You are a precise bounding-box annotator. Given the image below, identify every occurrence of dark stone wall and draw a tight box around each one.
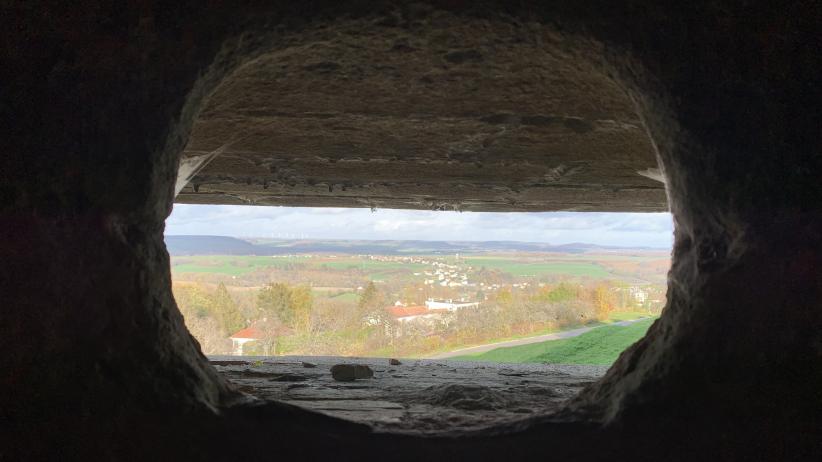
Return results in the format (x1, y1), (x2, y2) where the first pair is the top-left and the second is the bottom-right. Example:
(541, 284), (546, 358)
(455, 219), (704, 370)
(1, 1), (820, 459)
(568, 0), (822, 424)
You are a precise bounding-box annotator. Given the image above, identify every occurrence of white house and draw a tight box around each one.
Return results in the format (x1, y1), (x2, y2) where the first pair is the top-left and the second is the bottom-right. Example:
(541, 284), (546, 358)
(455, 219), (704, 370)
(425, 298), (480, 311)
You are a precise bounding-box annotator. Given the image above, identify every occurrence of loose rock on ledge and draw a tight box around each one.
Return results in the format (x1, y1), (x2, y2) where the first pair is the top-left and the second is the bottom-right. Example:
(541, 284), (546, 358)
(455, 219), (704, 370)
(331, 364), (374, 382)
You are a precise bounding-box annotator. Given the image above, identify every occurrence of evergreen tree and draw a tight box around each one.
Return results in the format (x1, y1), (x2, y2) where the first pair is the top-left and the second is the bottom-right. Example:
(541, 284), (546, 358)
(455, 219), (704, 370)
(290, 285), (313, 333)
(358, 282), (379, 313)
(257, 282), (294, 326)
(213, 283), (244, 335)
(357, 281), (389, 327)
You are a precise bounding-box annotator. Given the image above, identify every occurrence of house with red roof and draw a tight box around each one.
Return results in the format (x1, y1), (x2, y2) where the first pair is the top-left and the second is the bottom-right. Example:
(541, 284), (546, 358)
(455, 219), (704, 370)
(229, 326), (264, 355)
(385, 305), (448, 323)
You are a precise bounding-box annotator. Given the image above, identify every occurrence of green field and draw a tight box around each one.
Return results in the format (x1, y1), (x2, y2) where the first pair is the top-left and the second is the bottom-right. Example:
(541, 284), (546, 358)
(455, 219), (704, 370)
(320, 260), (428, 280)
(455, 317), (656, 365)
(171, 255), (304, 275)
(172, 253), (642, 282)
(464, 257), (612, 278)
(605, 311), (651, 322)
(171, 255), (428, 278)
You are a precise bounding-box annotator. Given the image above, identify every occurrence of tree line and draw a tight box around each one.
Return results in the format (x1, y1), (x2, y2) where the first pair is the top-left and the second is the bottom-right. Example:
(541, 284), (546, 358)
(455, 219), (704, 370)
(173, 279), (658, 357)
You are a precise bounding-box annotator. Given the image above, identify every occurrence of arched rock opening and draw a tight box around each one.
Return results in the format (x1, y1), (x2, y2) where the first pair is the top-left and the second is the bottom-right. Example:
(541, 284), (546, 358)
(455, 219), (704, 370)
(2, 1), (820, 460)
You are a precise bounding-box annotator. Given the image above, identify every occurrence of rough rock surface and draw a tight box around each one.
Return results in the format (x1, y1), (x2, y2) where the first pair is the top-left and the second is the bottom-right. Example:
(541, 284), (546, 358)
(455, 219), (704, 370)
(331, 363), (375, 382)
(212, 356), (606, 434)
(2, 1), (820, 460)
(177, 12), (666, 212)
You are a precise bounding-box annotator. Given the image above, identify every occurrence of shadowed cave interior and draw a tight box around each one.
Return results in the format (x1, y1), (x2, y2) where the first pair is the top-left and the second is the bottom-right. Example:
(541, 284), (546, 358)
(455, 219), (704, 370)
(2, 1), (820, 460)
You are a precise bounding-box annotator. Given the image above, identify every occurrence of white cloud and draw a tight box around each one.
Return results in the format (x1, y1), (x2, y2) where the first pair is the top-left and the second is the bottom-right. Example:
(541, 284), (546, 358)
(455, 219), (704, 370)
(165, 205), (674, 248)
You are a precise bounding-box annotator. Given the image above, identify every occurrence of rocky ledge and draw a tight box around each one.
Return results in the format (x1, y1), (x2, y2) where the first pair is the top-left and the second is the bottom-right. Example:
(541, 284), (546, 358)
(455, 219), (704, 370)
(210, 355), (607, 434)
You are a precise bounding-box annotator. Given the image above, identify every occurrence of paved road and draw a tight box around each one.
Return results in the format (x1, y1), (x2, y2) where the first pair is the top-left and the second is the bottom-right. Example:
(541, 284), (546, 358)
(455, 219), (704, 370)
(428, 317), (651, 359)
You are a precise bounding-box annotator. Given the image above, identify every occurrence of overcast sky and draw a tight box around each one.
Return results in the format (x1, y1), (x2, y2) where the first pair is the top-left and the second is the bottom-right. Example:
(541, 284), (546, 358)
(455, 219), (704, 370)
(166, 204), (673, 248)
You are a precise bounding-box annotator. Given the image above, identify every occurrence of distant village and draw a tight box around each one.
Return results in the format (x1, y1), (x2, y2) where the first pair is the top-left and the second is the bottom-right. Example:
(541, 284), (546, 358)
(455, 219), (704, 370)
(263, 252), (662, 326)
(174, 250), (668, 357)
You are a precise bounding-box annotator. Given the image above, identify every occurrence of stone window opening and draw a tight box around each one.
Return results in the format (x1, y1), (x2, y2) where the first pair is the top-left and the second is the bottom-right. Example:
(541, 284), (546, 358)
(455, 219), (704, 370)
(166, 202), (671, 433)
(4, 3), (819, 459)
(162, 12), (682, 436)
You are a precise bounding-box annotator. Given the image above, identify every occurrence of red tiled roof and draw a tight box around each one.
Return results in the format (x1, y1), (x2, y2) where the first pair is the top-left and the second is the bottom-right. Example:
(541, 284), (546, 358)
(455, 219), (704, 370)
(230, 326), (264, 340)
(386, 305), (429, 318)
(386, 305), (448, 318)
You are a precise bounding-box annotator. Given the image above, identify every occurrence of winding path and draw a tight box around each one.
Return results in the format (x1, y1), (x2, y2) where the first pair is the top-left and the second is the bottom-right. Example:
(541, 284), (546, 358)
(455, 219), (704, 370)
(428, 317), (651, 359)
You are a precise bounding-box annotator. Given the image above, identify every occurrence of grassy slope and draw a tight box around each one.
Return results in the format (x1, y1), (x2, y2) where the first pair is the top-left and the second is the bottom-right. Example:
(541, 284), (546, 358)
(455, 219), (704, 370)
(455, 317), (656, 365)
(606, 311), (650, 322)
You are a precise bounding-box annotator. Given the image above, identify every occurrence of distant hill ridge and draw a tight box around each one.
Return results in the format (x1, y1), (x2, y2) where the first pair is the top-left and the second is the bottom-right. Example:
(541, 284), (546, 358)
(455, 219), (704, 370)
(164, 235), (258, 255)
(164, 235), (664, 256)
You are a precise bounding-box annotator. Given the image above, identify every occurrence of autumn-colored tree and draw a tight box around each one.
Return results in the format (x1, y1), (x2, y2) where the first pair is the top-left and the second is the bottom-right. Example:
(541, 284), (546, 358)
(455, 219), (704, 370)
(244, 317), (289, 355)
(173, 283), (214, 319)
(494, 288), (514, 308)
(592, 284), (615, 320)
(185, 314), (232, 355)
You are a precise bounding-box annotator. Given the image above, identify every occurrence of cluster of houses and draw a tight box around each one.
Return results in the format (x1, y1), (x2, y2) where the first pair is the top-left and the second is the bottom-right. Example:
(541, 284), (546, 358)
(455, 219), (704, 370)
(364, 255), (425, 264)
(420, 261), (474, 287)
(481, 281), (531, 290)
(225, 251), (665, 353)
(361, 254), (478, 288)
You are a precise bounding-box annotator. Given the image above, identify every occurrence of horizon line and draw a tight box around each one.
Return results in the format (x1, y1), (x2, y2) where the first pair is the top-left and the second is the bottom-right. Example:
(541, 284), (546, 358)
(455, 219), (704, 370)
(164, 234), (672, 250)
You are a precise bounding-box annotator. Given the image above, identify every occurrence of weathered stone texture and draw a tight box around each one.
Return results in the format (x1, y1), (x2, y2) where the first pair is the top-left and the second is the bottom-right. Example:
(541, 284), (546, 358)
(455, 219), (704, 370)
(177, 13), (666, 211)
(1, 1), (820, 460)
(212, 356), (607, 433)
